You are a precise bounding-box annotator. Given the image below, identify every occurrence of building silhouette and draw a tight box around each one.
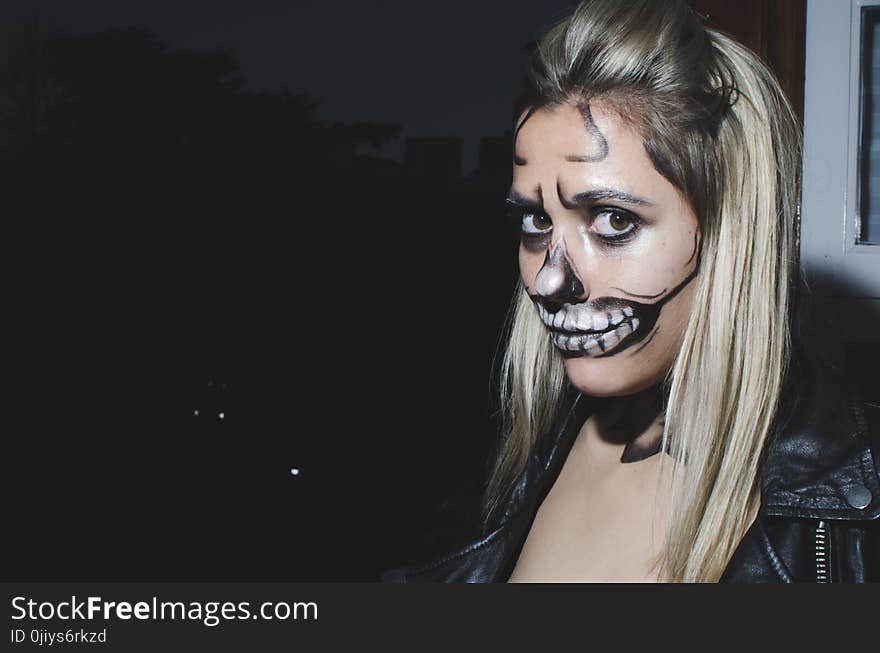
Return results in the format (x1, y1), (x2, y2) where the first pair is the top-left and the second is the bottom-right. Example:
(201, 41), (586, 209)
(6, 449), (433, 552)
(404, 136), (462, 181)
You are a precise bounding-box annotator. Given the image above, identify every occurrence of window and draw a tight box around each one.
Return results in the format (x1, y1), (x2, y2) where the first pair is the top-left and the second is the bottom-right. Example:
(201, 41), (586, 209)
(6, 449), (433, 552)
(800, 0), (880, 339)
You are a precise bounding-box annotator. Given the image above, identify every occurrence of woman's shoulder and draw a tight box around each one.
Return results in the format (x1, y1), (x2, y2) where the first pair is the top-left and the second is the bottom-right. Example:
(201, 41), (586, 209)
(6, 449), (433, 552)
(761, 344), (880, 518)
(725, 347), (880, 582)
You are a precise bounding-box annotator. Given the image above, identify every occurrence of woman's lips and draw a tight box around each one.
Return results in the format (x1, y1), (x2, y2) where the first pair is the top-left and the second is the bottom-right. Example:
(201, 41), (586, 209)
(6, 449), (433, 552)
(537, 303), (641, 356)
(550, 320), (640, 356)
(537, 303), (634, 332)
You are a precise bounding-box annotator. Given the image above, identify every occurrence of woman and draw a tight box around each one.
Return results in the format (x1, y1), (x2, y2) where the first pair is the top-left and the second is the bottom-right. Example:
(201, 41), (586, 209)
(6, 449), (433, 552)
(383, 0), (880, 582)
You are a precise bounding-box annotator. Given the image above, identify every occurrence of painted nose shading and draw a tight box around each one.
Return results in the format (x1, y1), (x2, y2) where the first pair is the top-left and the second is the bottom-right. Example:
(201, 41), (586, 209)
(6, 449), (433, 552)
(534, 241), (585, 304)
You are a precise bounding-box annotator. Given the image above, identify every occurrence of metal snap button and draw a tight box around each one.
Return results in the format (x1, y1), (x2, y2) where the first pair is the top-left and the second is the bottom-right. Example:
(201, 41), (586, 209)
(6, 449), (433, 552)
(844, 484), (872, 509)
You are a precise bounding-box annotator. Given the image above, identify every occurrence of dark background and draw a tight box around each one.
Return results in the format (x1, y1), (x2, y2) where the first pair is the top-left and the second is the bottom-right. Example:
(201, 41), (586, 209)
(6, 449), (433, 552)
(2, 0), (577, 581)
(6, 0), (856, 582)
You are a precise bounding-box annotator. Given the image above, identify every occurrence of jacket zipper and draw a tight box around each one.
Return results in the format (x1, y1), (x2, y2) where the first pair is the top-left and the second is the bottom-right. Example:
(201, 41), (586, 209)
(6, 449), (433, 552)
(815, 520), (829, 583)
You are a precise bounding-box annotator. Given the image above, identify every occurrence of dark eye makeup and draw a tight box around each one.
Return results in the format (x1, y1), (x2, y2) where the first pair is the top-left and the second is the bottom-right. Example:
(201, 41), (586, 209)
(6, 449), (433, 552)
(589, 206), (642, 243)
(504, 199), (644, 246)
(504, 201), (552, 245)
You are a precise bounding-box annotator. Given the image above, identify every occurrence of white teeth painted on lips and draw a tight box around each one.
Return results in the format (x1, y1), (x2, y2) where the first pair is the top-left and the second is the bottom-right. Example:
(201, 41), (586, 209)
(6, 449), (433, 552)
(554, 332), (591, 352)
(576, 312), (593, 331)
(550, 315), (642, 357)
(602, 329), (620, 350)
(541, 303), (643, 358)
(585, 339), (603, 356)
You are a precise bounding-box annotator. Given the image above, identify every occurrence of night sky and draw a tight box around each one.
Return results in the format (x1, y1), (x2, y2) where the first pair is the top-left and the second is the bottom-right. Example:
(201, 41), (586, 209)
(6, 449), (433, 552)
(1, 0), (578, 172)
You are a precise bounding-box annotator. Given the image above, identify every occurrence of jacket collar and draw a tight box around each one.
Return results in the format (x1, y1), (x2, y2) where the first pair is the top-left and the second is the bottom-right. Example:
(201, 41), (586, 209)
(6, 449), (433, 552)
(759, 357), (880, 521)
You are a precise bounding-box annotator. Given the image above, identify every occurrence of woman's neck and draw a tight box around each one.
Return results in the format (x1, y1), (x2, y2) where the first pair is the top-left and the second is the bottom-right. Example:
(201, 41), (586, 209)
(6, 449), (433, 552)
(590, 385), (666, 463)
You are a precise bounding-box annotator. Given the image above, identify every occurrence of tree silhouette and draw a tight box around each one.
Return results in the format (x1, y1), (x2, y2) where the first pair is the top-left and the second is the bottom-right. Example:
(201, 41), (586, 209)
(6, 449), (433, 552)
(5, 19), (505, 583)
(0, 13), (67, 156)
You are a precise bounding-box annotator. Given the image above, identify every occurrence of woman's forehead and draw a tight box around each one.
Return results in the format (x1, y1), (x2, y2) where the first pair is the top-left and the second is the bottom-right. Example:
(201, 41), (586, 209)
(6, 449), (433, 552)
(514, 101), (642, 166)
(511, 101), (696, 222)
(515, 104), (591, 158)
(513, 103), (660, 193)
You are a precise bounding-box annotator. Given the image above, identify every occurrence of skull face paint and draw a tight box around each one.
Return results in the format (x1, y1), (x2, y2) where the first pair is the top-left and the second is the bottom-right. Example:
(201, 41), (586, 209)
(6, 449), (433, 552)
(511, 100), (700, 398)
(535, 266), (697, 358)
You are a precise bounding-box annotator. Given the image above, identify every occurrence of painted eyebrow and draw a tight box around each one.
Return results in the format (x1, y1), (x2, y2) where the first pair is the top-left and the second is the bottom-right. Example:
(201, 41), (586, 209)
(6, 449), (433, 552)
(559, 188), (653, 210)
(505, 190), (543, 209)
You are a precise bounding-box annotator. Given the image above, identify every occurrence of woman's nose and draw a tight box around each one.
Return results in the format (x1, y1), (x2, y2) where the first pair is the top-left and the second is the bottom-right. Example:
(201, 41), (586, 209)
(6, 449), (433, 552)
(534, 240), (586, 310)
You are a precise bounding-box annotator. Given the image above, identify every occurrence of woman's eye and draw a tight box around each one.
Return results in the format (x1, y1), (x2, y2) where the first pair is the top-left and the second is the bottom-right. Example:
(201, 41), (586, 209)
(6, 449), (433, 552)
(592, 209), (637, 238)
(522, 212), (552, 234)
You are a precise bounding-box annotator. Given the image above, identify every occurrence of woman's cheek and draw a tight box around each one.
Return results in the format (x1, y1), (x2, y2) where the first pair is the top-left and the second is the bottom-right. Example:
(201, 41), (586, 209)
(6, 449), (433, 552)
(519, 248), (541, 291)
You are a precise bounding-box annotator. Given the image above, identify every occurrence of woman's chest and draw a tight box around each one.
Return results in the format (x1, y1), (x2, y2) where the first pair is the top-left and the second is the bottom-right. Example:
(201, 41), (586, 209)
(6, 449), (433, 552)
(507, 447), (672, 582)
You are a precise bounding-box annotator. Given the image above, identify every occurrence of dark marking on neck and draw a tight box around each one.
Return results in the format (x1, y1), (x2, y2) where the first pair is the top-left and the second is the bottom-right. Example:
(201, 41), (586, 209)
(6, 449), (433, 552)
(620, 430), (664, 463)
(592, 387), (666, 463)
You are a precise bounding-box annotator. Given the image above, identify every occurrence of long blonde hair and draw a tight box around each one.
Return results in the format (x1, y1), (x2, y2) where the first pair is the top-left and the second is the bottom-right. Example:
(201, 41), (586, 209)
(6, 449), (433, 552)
(485, 0), (802, 582)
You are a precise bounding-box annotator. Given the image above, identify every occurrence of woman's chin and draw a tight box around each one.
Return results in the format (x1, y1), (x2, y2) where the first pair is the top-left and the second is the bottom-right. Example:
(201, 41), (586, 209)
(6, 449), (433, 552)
(562, 355), (666, 398)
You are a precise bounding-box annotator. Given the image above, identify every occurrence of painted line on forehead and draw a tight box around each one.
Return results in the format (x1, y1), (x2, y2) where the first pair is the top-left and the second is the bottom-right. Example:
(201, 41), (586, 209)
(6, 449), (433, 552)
(564, 103), (609, 163)
(513, 103), (610, 166)
(513, 105), (539, 166)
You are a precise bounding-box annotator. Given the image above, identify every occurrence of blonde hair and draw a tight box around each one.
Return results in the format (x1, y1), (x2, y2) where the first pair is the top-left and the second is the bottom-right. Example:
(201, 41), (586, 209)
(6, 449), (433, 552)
(485, 0), (801, 582)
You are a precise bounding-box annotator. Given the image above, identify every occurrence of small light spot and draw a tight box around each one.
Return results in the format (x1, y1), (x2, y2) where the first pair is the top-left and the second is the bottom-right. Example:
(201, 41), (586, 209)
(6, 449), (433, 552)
(290, 468), (300, 476)
(193, 409), (199, 416)
(218, 412), (225, 419)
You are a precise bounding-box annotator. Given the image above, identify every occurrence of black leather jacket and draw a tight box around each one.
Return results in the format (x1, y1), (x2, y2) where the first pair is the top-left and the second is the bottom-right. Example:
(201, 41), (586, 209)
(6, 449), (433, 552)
(382, 355), (880, 583)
